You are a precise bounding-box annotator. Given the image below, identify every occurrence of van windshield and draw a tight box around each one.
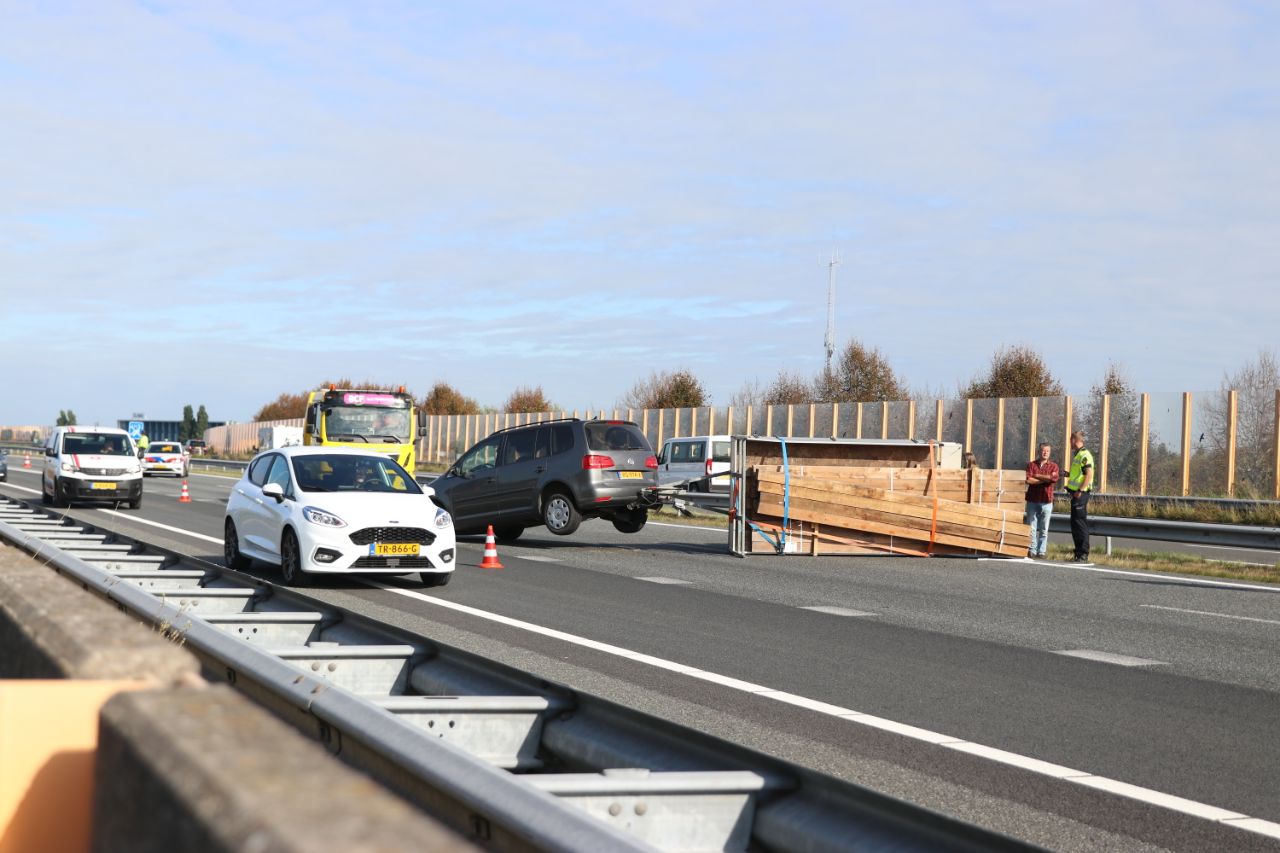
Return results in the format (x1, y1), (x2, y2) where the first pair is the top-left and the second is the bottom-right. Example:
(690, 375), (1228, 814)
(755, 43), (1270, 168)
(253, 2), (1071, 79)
(64, 434), (133, 456)
(586, 423), (649, 452)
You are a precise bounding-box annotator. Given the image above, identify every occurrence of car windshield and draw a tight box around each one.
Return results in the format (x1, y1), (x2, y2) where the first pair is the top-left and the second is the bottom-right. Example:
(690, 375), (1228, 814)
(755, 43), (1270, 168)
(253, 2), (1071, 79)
(152, 444), (182, 453)
(64, 434), (132, 456)
(585, 422), (650, 452)
(322, 405), (411, 442)
(291, 454), (422, 494)
(187, 440), (205, 447)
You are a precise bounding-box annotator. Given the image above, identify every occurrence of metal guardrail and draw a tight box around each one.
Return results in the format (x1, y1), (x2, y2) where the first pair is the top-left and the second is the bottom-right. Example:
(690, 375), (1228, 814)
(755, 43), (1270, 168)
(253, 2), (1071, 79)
(0, 497), (1032, 852)
(1049, 514), (1280, 552)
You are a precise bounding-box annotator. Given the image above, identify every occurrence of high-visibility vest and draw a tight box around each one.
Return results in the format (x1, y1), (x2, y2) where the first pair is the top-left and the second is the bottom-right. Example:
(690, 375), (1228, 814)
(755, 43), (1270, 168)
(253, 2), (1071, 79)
(1067, 448), (1094, 492)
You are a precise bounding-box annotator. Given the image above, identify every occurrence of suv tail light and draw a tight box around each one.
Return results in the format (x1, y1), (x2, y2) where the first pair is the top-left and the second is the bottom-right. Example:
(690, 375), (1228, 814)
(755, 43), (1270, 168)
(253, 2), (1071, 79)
(646, 455), (659, 470)
(583, 454), (615, 470)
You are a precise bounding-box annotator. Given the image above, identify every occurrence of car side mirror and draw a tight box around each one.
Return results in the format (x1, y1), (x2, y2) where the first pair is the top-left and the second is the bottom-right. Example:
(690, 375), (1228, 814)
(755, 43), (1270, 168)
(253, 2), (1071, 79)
(418, 425), (428, 438)
(262, 482), (285, 502)
(45, 448), (56, 457)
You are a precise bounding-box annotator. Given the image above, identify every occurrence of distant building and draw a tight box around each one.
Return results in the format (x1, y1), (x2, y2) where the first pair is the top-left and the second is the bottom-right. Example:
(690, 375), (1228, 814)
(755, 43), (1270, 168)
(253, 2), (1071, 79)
(116, 419), (226, 443)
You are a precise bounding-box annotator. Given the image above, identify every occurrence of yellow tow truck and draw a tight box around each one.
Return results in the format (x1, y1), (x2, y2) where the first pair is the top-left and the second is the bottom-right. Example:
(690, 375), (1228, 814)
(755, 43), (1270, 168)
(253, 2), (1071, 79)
(303, 386), (425, 472)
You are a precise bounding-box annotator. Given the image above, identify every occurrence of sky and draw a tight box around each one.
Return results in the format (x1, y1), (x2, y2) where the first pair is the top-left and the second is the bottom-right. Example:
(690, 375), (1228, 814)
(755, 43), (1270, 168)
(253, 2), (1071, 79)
(2, 0), (1278, 426)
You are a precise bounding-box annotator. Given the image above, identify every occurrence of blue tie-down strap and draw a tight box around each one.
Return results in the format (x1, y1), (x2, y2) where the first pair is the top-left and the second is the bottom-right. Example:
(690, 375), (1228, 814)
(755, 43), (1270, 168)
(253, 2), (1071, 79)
(748, 437), (790, 553)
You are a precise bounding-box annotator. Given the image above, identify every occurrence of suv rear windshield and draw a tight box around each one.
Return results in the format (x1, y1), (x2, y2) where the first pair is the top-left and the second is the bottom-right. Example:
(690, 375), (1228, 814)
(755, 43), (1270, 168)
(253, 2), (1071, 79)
(712, 441), (731, 462)
(187, 440), (206, 448)
(585, 423), (650, 452)
(152, 444), (182, 453)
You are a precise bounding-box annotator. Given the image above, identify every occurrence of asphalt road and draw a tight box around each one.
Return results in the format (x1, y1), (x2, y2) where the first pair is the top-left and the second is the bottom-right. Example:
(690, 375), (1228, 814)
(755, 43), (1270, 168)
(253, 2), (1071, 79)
(3, 465), (1279, 853)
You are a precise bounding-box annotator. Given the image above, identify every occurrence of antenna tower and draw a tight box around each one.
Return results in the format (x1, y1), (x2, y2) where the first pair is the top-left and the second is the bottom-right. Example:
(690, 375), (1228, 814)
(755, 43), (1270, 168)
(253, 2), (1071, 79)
(824, 250), (841, 373)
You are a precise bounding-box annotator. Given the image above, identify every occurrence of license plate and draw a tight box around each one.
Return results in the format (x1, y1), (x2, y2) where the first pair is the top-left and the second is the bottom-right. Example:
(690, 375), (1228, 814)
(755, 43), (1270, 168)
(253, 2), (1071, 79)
(90, 482), (117, 490)
(618, 471), (643, 479)
(371, 542), (419, 556)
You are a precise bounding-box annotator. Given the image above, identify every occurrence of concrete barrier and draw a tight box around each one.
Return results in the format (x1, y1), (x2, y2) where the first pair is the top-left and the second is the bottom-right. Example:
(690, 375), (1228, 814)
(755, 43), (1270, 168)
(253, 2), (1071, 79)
(93, 687), (476, 852)
(0, 544), (476, 852)
(0, 543), (197, 682)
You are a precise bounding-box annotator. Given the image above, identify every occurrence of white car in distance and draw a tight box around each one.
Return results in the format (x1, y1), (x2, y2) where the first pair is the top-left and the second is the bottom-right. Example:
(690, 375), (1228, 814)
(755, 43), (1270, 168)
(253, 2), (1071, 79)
(142, 441), (189, 477)
(223, 446), (455, 587)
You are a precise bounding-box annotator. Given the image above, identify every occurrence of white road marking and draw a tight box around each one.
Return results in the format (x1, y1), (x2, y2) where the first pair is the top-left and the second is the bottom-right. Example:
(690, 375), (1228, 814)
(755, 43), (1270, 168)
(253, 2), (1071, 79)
(363, 578), (1280, 841)
(801, 606), (878, 617)
(1053, 650), (1167, 667)
(985, 556), (1280, 593)
(1140, 605), (1280, 626)
(516, 555), (562, 563)
(647, 521), (725, 533)
(636, 576), (692, 585)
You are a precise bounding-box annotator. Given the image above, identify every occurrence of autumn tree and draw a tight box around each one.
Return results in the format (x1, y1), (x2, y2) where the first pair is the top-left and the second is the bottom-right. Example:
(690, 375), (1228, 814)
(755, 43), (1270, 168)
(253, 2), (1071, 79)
(254, 378), (407, 422)
(503, 385), (554, 414)
(1203, 349), (1279, 497)
(728, 378), (765, 410)
(1081, 363), (1141, 492)
(56, 410), (77, 426)
(763, 370), (813, 405)
(196, 405), (209, 438)
(814, 341), (907, 403)
(620, 369), (708, 410)
(421, 381), (481, 415)
(961, 345), (1062, 399)
(180, 404), (196, 441)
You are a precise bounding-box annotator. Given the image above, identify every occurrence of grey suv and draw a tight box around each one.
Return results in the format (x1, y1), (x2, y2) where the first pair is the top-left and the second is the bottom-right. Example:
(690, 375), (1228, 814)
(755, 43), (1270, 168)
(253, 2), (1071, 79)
(431, 419), (658, 541)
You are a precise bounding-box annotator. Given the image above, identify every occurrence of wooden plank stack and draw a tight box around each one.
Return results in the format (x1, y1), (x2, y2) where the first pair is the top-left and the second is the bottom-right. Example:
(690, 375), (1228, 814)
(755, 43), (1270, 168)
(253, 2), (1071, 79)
(744, 449), (1031, 558)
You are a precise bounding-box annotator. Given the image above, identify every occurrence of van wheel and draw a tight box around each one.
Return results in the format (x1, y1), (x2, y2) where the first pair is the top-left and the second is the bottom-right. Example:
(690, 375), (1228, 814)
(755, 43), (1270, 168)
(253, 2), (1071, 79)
(611, 508), (648, 534)
(51, 478), (70, 508)
(493, 525), (524, 543)
(542, 490), (581, 536)
(128, 493), (142, 510)
(280, 529), (308, 587)
(41, 481), (52, 506)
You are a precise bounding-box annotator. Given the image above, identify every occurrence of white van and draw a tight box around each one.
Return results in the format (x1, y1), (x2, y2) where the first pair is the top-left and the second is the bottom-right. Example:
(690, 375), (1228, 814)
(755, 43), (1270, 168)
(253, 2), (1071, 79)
(43, 426), (143, 509)
(657, 435), (731, 492)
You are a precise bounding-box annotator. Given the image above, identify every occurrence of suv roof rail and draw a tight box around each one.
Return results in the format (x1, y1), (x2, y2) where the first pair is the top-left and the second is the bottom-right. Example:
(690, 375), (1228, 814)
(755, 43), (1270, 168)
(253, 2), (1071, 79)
(488, 416), (581, 436)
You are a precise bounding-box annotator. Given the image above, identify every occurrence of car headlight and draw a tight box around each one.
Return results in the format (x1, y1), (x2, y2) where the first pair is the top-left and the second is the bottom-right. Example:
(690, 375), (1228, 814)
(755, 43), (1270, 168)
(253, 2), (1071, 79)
(434, 507), (452, 529)
(127, 461), (141, 473)
(61, 461), (75, 473)
(303, 506), (347, 528)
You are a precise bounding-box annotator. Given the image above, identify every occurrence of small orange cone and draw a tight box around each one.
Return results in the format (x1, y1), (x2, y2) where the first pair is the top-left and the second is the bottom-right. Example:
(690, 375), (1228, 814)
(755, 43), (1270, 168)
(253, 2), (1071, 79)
(178, 480), (192, 503)
(478, 525), (504, 569)
(23, 452), (31, 469)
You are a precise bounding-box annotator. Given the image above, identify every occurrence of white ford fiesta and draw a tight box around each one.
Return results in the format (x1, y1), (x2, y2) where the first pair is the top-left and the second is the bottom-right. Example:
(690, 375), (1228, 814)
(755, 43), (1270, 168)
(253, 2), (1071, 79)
(223, 446), (455, 587)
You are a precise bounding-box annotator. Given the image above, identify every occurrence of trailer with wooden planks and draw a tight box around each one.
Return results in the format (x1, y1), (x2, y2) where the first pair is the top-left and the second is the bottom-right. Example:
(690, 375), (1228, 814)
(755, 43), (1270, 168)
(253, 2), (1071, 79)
(728, 436), (1032, 558)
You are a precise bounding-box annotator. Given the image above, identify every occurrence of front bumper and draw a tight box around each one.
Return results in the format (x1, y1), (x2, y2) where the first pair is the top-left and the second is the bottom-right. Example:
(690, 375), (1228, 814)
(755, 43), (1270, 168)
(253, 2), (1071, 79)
(64, 476), (142, 500)
(299, 524), (458, 575)
(143, 462), (185, 475)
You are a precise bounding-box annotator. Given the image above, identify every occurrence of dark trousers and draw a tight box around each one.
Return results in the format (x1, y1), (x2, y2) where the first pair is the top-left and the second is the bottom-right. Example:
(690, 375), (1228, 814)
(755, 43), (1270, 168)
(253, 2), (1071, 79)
(1069, 490), (1090, 558)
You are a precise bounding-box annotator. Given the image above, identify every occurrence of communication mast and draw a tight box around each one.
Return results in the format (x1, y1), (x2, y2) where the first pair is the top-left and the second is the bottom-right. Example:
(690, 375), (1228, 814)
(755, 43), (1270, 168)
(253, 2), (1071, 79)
(824, 250), (841, 373)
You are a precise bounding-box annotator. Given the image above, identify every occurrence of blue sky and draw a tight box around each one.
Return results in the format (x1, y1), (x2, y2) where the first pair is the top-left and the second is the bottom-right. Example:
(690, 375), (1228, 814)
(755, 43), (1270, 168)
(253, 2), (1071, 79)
(2, 1), (1278, 426)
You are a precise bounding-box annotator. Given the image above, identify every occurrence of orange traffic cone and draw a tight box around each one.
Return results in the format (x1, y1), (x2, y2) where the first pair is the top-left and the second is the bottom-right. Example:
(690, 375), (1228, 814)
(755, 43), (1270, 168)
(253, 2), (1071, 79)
(478, 525), (504, 569)
(22, 452), (31, 469)
(178, 480), (192, 503)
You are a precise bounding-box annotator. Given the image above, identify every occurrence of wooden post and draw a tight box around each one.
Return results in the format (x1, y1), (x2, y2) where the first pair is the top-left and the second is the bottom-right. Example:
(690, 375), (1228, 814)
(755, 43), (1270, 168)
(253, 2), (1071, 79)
(787, 405), (795, 437)
(1226, 389), (1238, 497)
(1028, 398), (1039, 463)
(1139, 393), (1150, 495)
(907, 400), (916, 439)
(856, 403), (863, 438)
(995, 398), (1005, 470)
(1181, 392), (1193, 497)
(808, 403), (816, 438)
(935, 399), (944, 443)
(642, 409), (650, 444)
(1063, 396), (1073, 474)
(880, 403), (889, 439)
(627, 408), (634, 422)
(1099, 395), (1111, 494)
(657, 409), (665, 449)
(1274, 390), (1280, 500)
(745, 405), (753, 435)
(965, 399), (974, 456)
(766, 405), (774, 435)
(726, 406), (734, 435)
(689, 407), (697, 435)
(709, 407), (716, 434)
(831, 403), (839, 437)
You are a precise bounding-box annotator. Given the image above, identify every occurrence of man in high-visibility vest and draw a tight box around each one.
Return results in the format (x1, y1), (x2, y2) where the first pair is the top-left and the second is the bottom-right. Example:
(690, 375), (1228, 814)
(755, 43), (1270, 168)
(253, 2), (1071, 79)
(1065, 430), (1094, 562)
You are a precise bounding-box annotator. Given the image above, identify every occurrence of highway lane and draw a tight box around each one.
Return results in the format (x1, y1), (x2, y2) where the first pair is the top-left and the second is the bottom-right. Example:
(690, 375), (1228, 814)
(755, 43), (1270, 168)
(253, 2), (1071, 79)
(3, 466), (1278, 852)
